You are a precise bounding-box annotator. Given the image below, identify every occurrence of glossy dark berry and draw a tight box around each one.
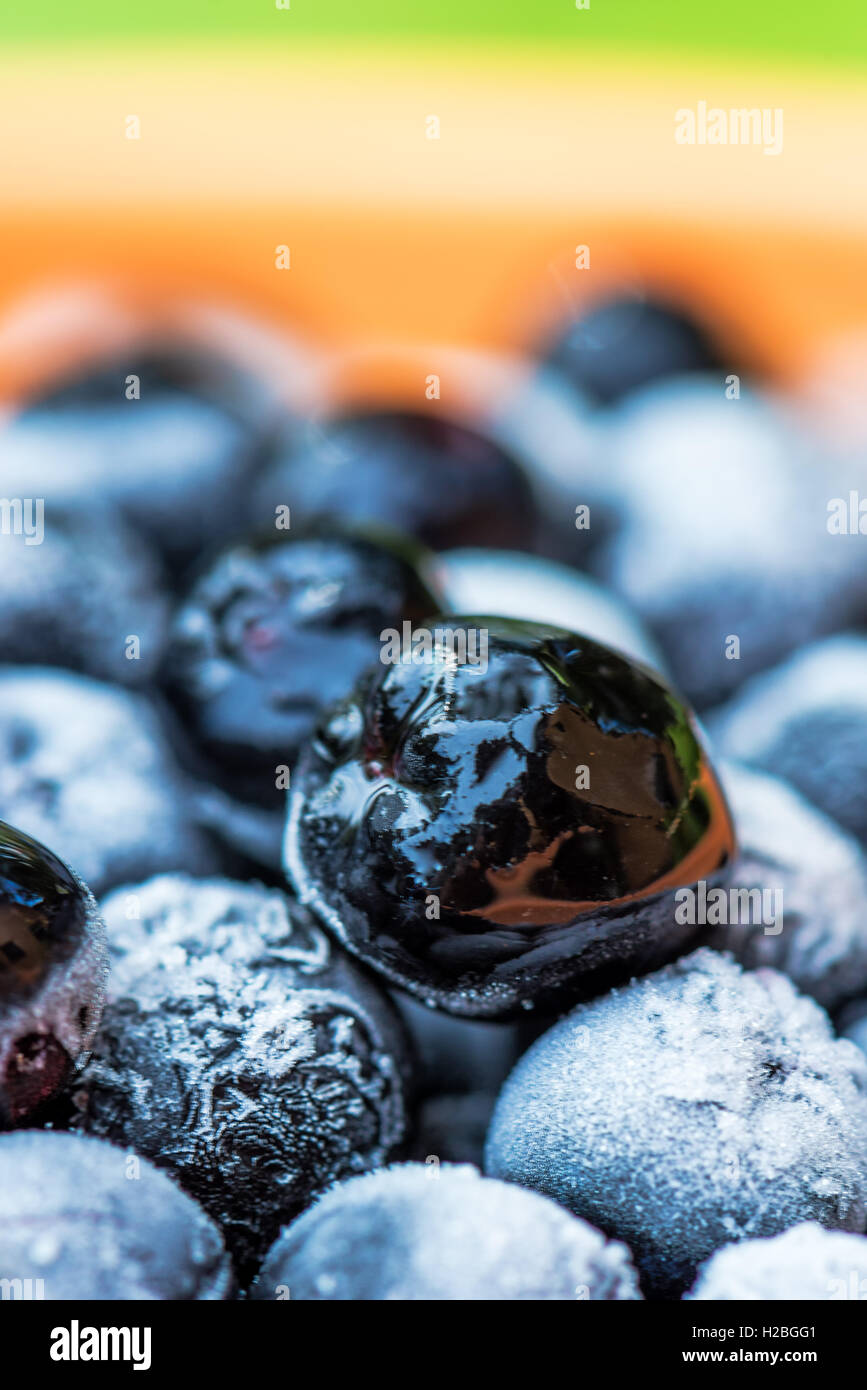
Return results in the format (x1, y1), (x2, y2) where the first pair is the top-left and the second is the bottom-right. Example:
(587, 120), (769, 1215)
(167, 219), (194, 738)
(253, 410), (538, 552)
(285, 618), (735, 1018)
(163, 529), (442, 815)
(69, 875), (412, 1280)
(0, 1130), (231, 1299)
(545, 293), (723, 407)
(0, 347), (276, 572)
(0, 820), (107, 1125)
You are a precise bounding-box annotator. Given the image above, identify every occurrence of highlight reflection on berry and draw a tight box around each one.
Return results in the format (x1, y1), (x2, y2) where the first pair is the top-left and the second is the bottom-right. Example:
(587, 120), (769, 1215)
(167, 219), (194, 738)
(0, 820), (107, 1124)
(285, 618), (736, 1018)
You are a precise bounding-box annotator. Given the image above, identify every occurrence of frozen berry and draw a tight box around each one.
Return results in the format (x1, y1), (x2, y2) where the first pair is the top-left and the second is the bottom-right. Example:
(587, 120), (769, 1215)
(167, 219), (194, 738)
(435, 548), (667, 672)
(68, 875), (411, 1279)
(285, 618), (735, 1018)
(0, 499), (168, 686)
(252, 1163), (641, 1300)
(707, 762), (867, 1011)
(710, 636), (867, 848)
(0, 821), (107, 1125)
(0, 1130), (231, 1299)
(486, 950), (867, 1297)
(597, 382), (866, 708)
(688, 1222), (867, 1301)
(163, 529), (441, 824)
(486, 369), (617, 568)
(0, 347), (276, 572)
(0, 669), (219, 895)
(545, 293), (723, 407)
(253, 410), (537, 552)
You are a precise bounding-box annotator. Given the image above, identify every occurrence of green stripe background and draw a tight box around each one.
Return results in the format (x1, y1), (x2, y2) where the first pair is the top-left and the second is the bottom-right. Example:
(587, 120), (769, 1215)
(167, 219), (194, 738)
(1, 1), (864, 64)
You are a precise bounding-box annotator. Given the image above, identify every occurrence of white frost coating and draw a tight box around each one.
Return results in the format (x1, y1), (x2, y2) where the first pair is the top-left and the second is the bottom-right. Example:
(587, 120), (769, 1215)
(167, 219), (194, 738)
(435, 548), (666, 673)
(707, 762), (867, 1009)
(688, 1222), (867, 1301)
(254, 1162), (642, 1301)
(74, 876), (409, 1277)
(486, 950), (867, 1296)
(708, 637), (867, 844)
(0, 385), (269, 564)
(594, 381), (862, 705)
(0, 1130), (231, 1300)
(0, 668), (218, 893)
(711, 636), (867, 748)
(486, 365), (604, 505)
(0, 501), (167, 684)
(606, 382), (823, 589)
(101, 874), (332, 990)
(0, 398), (247, 497)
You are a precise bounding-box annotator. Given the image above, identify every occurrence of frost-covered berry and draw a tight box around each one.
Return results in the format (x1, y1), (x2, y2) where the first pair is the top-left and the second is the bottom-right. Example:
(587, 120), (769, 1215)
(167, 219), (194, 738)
(688, 1222), (867, 1301)
(0, 347), (276, 570)
(596, 383), (863, 708)
(0, 500), (168, 686)
(485, 368), (615, 569)
(435, 548), (666, 672)
(286, 619), (734, 1018)
(68, 875), (411, 1278)
(485, 949), (867, 1297)
(706, 762), (867, 1011)
(252, 1163), (641, 1300)
(0, 1130), (231, 1299)
(253, 410), (537, 553)
(0, 821), (107, 1125)
(0, 669), (219, 895)
(709, 636), (867, 848)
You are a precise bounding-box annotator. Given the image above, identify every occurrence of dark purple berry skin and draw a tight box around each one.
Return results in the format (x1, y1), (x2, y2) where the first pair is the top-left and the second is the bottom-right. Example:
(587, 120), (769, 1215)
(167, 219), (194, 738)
(163, 529), (442, 809)
(0, 821), (107, 1125)
(285, 618), (735, 1018)
(254, 411), (538, 553)
(545, 294), (723, 407)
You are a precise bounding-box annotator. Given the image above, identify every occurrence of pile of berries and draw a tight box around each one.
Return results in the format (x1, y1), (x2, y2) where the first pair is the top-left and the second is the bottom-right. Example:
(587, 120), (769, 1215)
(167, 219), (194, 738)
(2, 289), (867, 1300)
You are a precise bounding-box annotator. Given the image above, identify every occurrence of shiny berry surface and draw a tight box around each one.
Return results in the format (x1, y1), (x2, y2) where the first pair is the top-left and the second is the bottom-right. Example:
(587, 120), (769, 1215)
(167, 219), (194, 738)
(0, 822), (87, 1002)
(164, 529), (441, 805)
(0, 820), (106, 1125)
(255, 410), (537, 552)
(286, 619), (735, 1017)
(546, 294), (723, 407)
